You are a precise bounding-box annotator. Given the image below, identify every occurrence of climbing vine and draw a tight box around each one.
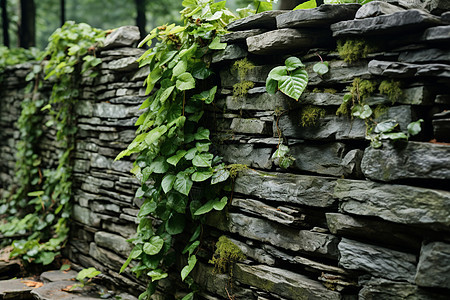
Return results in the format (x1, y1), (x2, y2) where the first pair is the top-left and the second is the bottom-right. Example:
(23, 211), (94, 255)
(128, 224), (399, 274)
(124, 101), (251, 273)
(0, 21), (105, 265)
(115, 1), (237, 298)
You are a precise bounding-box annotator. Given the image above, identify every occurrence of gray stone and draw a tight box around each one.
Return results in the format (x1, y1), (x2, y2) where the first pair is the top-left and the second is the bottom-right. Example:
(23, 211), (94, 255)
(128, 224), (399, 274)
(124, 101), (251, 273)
(103, 57), (139, 72)
(100, 47), (145, 57)
(227, 237), (276, 266)
(31, 280), (100, 300)
(355, 1), (405, 19)
(231, 198), (297, 225)
(331, 9), (441, 37)
(339, 238), (417, 282)
(361, 141), (450, 180)
(101, 222), (136, 239)
(234, 169), (337, 208)
(368, 59), (450, 78)
(224, 92), (298, 111)
(398, 48), (450, 63)
(301, 92), (345, 106)
(89, 242), (126, 271)
(443, 11), (450, 23)
(230, 118), (271, 134)
(277, 112), (366, 140)
(0, 278), (36, 299)
(227, 10), (286, 31)
(341, 149), (364, 178)
(359, 277), (449, 300)
(307, 60), (370, 86)
(234, 264), (341, 300)
(94, 231), (132, 257)
(415, 241), (450, 289)
(73, 205), (101, 227)
(421, 25), (450, 42)
(290, 142), (346, 176)
(277, 4), (360, 28)
(433, 118), (450, 142)
(220, 64), (272, 87)
(216, 144), (272, 169)
(211, 44), (247, 64)
(435, 94), (450, 104)
(335, 179), (450, 228)
(326, 213), (421, 249)
(220, 29), (267, 43)
(40, 270), (77, 282)
(246, 28), (333, 55)
(103, 26), (141, 49)
(222, 213), (339, 258)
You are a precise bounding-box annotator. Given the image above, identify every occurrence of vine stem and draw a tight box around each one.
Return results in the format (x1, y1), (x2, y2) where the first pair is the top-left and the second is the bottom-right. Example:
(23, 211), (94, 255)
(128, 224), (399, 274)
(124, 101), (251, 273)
(315, 52), (324, 63)
(275, 110), (288, 147)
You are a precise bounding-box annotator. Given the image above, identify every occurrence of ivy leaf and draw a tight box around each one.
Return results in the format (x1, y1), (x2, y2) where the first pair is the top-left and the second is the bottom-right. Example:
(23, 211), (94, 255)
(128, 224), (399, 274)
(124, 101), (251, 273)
(167, 192), (188, 214)
(381, 132), (408, 140)
(194, 128), (210, 140)
(143, 236), (164, 255)
(266, 77), (278, 94)
(267, 66), (287, 81)
(161, 174), (176, 193)
(147, 269), (168, 282)
(193, 153), (214, 167)
(182, 292), (195, 300)
(195, 142), (211, 152)
(167, 150), (187, 166)
(174, 172), (193, 196)
(159, 86), (175, 104)
(182, 241), (200, 256)
(150, 157), (169, 174)
(184, 148), (198, 160)
(192, 62), (212, 80)
(294, 0), (317, 10)
(313, 61), (329, 75)
(211, 166), (230, 185)
(278, 68), (308, 101)
(194, 197), (228, 215)
(181, 255), (197, 281)
(165, 213), (185, 235)
(138, 199), (157, 217)
(176, 72), (195, 91)
(285, 57), (305, 71)
(407, 119), (423, 136)
(120, 245), (143, 273)
(352, 104), (372, 119)
(208, 36), (227, 50)
(191, 169), (213, 182)
(374, 120), (398, 134)
(172, 59), (188, 78)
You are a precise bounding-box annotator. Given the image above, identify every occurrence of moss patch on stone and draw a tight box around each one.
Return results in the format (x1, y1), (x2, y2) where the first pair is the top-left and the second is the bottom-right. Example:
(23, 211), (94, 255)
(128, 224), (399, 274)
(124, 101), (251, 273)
(337, 39), (376, 63)
(209, 236), (246, 275)
(232, 57), (255, 80)
(300, 105), (326, 127)
(379, 80), (403, 103)
(233, 80), (255, 98)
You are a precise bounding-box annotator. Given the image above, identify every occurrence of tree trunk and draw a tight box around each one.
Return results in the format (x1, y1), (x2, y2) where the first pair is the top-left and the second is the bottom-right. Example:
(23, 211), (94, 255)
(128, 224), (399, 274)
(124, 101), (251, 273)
(18, 0), (36, 48)
(60, 0), (65, 27)
(1, 0), (9, 47)
(134, 0), (146, 39)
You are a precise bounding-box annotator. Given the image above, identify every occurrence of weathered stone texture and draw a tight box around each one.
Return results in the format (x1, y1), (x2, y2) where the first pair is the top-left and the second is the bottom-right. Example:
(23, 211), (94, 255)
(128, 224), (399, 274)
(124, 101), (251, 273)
(361, 141), (450, 181)
(339, 238), (417, 282)
(415, 241), (450, 289)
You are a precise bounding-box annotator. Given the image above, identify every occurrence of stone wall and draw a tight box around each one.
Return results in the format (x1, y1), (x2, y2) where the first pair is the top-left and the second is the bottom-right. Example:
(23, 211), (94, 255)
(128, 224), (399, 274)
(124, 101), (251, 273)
(1, 1), (450, 299)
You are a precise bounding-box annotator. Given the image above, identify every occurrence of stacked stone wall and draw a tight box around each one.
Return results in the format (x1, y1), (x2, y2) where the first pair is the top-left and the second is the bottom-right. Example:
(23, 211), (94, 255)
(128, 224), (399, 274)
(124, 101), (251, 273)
(1, 2), (450, 299)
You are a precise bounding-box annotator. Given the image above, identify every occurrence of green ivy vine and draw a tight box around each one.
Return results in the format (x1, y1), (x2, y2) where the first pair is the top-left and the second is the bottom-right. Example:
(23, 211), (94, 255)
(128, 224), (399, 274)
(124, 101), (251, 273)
(0, 21), (105, 265)
(115, 1), (237, 299)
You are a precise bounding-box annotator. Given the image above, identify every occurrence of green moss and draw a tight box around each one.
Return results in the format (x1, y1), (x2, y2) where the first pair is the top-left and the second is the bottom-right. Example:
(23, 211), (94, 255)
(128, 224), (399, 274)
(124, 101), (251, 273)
(232, 80), (255, 98)
(336, 100), (350, 116)
(209, 236), (246, 275)
(227, 164), (248, 178)
(351, 78), (377, 101)
(300, 105), (326, 127)
(373, 104), (388, 119)
(231, 57), (255, 81)
(323, 88), (337, 94)
(337, 39), (376, 63)
(379, 80), (403, 103)
(312, 88), (321, 93)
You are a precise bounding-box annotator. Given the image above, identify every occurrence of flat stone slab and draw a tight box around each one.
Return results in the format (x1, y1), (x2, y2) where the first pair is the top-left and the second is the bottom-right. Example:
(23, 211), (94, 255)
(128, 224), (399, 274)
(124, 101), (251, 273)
(421, 25), (450, 43)
(334, 179), (450, 228)
(0, 278), (40, 299)
(102, 26), (140, 49)
(216, 144), (272, 169)
(277, 4), (360, 28)
(234, 264), (341, 300)
(41, 270), (77, 283)
(369, 60), (450, 78)
(211, 44), (247, 64)
(246, 28), (333, 55)
(227, 10), (286, 31)
(339, 238), (417, 282)
(415, 241), (450, 289)
(30, 280), (100, 300)
(398, 48), (450, 63)
(359, 277), (449, 300)
(220, 29), (267, 43)
(223, 92), (298, 111)
(355, 1), (405, 19)
(234, 169), (337, 208)
(361, 141), (450, 181)
(331, 9), (441, 37)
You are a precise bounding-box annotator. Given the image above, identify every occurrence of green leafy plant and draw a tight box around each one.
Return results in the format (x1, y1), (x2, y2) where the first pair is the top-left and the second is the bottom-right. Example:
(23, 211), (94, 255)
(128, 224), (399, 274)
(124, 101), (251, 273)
(209, 236), (245, 275)
(369, 119), (423, 148)
(266, 57), (308, 101)
(69, 267), (102, 290)
(0, 22), (105, 266)
(272, 143), (295, 169)
(115, 1), (239, 298)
